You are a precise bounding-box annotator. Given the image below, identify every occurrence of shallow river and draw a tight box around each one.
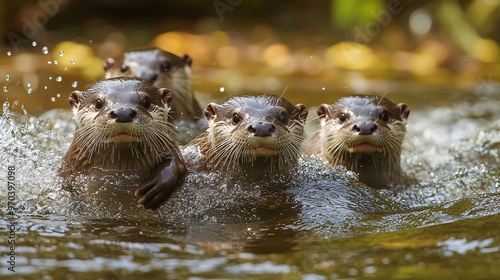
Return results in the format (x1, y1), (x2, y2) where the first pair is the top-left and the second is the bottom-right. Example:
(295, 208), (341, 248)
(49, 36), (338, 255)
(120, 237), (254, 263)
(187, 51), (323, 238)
(1, 52), (500, 279)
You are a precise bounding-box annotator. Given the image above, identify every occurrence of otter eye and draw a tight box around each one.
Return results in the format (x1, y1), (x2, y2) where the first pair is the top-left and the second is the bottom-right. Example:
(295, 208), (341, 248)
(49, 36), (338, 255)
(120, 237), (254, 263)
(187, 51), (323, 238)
(380, 110), (390, 122)
(95, 99), (103, 110)
(160, 61), (171, 72)
(278, 111), (288, 124)
(338, 113), (347, 123)
(232, 113), (241, 124)
(141, 97), (151, 108)
(120, 64), (128, 73)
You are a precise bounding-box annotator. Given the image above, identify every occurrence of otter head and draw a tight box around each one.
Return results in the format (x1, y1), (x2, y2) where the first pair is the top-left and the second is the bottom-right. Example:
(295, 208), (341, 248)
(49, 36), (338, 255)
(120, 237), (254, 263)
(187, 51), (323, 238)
(103, 48), (192, 88)
(202, 95), (308, 172)
(66, 77), (174, 171)
(316, 95), (410, 188)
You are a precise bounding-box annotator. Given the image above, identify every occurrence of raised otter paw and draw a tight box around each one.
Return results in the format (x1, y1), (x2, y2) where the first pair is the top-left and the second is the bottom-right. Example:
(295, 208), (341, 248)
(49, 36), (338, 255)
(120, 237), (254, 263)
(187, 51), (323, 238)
(134, 152), (186, 210)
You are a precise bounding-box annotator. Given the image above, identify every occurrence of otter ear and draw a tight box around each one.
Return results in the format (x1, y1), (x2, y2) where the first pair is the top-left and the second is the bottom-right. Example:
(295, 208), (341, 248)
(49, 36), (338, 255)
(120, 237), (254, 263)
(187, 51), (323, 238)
(103, 58), (115, 71)
(317, 104), (331, 119)
(204, 103), (218, 121)
(159, 88), (172, 106)
(295, 103), (308, 122)
(181, 54), (193, 67)
(398, 103), (410, 121)
(69, 91), (81, 113)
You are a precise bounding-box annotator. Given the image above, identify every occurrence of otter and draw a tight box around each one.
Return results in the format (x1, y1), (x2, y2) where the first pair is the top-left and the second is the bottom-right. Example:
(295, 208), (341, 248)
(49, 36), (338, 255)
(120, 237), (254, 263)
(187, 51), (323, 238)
(186, 95), (308, 174)
(60, 77), (186, 210)
(307, 95), (410, 191)
(103, 48), (202, 121)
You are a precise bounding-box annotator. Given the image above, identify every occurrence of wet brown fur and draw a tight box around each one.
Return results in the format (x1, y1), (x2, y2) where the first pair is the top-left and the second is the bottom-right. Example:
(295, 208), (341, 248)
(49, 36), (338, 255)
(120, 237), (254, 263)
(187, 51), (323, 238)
(104, 48), (202, 120)
(186, 95), (308, 174)
(62, 77), (184, 173)
(308, 95), (410, 190)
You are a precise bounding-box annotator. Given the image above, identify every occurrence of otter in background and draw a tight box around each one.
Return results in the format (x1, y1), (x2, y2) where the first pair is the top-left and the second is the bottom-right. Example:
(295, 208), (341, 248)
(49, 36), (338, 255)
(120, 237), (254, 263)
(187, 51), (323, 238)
(104, 48), (204, 143)
(307, 95), (410, 191)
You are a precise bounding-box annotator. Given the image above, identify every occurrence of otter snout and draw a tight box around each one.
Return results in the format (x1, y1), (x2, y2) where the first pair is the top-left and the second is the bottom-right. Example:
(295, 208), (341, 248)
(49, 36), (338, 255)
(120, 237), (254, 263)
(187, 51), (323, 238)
(352, 122), (377, 135)
(248, 121), (276, 137)
(140, 72), (159, 84)
(110, 107), (138, 123)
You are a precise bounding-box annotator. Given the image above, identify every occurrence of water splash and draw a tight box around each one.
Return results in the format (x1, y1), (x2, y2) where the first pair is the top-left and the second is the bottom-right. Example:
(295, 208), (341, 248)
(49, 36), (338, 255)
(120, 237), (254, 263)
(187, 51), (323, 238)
(0, 93), (498, 239)
(0, 103), (74, 215)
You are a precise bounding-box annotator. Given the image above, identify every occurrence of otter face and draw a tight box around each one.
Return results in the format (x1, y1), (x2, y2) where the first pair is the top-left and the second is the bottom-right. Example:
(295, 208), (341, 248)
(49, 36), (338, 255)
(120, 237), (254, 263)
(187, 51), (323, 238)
(202, 95), (308, 171)
(318, 96), (409, 164)
(103, 49), (192, 88)
(69, 78), (172, 150)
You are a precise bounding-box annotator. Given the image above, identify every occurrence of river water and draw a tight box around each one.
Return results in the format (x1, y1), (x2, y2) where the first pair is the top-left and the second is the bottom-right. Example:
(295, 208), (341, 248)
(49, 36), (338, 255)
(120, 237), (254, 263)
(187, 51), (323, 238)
(0, 50), (500, 279)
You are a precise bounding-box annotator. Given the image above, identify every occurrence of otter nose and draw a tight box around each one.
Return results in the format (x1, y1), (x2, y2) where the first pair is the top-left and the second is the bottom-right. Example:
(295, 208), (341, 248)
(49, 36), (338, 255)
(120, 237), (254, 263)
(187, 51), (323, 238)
(110, 107), (137, 123)
(352, 122), (377, 135)
(142, 72), (158, 83)
(248, 121), (276, 137)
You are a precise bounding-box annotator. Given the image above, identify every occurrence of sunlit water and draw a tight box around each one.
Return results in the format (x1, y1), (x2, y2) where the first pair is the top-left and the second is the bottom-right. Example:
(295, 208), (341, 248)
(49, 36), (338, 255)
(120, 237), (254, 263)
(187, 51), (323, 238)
(1, 80), (500, 278)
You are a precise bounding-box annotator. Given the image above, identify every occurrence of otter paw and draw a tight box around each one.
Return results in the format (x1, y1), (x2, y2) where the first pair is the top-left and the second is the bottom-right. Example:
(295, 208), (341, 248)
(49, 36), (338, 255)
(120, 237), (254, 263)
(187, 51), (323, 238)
(135, 156), (185, 210)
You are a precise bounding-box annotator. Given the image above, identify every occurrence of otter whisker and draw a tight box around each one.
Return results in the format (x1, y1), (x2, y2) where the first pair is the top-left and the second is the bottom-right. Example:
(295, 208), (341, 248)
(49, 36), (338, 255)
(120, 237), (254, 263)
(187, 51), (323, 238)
(307, 95), (410, 190)
(186, 94), (306, 176)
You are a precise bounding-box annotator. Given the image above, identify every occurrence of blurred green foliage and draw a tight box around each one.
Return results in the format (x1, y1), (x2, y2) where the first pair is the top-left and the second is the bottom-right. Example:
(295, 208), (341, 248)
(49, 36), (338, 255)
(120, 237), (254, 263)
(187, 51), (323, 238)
(331, 0), (384, 28)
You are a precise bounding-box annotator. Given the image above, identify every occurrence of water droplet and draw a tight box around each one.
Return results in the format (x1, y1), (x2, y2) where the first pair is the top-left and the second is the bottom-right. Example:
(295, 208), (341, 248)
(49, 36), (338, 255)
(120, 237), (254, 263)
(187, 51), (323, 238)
(56, 76), (62, 82)
(71, 59), (75, 64)
(32, 41), (37, 47)
(27, 88), (32, 94)
(56, 93), (61, 98)
(50, 97), (56, 102)
(42, 46), (49, 55)
(5, 75), (10, 81)
(47, 61), (52, 65)
(64, 66), (68, 71)
(71, 81), (78, 88)
(49, 76), (53, 80)
(3, 101), (10, 113)
(59, 50), (64, 57)
(6, 51), (12, 56)
(44, 86), (48, 90)
(27, 82), (31, 88)
(53, 59), (58, 65)
(3, 85), (9, 92)
(321, 86), (326, 91)
(219, 87), (225, 92)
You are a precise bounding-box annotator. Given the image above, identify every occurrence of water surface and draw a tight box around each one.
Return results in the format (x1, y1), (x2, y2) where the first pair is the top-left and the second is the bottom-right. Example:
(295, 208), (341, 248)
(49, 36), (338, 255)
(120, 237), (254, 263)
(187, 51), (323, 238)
(1, 54), (500, 279)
